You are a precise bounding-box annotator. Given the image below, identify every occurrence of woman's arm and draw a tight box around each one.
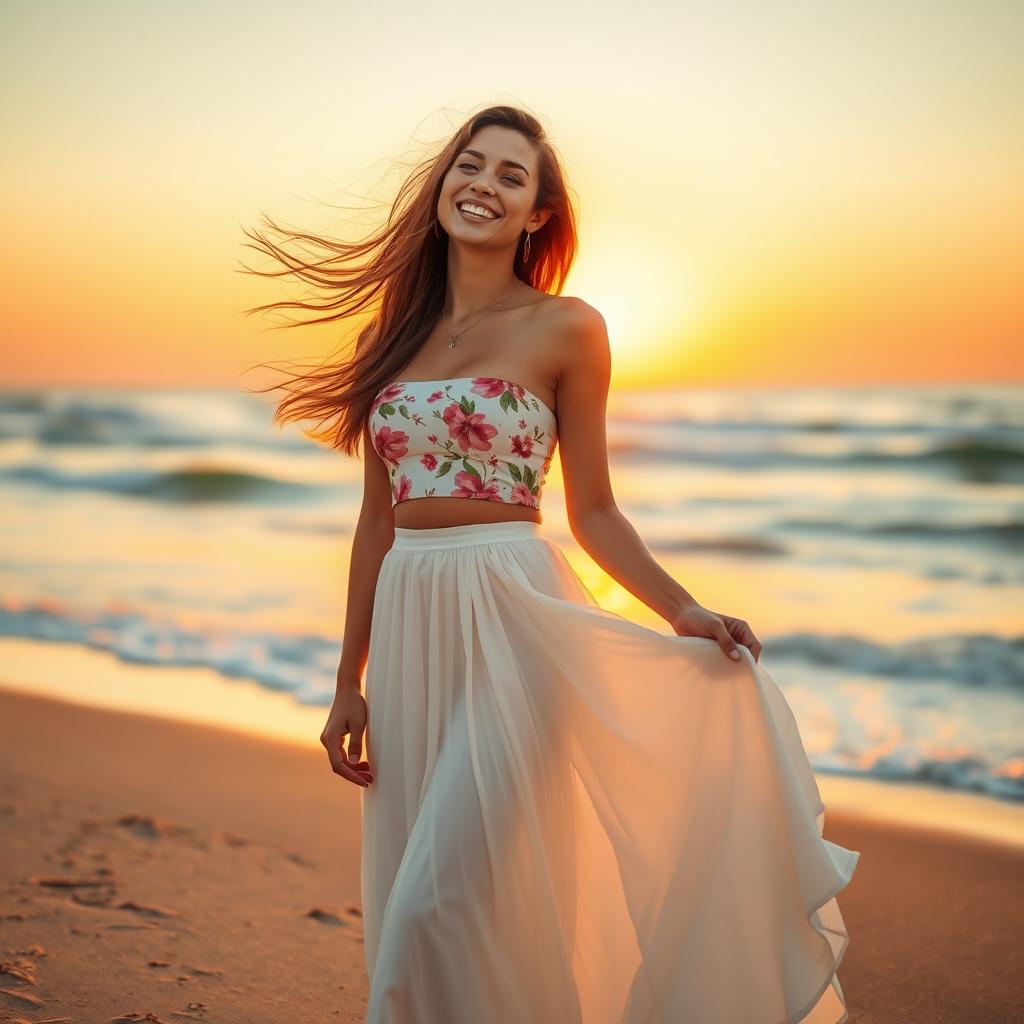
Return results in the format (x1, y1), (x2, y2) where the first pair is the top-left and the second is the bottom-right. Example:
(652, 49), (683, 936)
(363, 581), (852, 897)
(556, 301), (760, 662)
(321, 420), (394, 786)
(336, 421), (395, 692)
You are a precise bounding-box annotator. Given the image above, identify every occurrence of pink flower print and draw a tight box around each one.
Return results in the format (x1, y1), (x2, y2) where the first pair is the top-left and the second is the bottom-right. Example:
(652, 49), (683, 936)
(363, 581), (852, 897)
(518, 418), (528, 429)
(442, 402), (498, 453)
(511, 482), (538, 507)
(373, 424), (410, 467)
(510, 434), (535, 458)
(421, 453), (438, 471)
(427, 434), (438, 444)
(393, 473), (412, 503)
(451, 470), (502, 500)
(471, 377), (527, 404)
(372, 383), (404, 413)
(427, 390), (445, 403)
(488, 455), (499, 467)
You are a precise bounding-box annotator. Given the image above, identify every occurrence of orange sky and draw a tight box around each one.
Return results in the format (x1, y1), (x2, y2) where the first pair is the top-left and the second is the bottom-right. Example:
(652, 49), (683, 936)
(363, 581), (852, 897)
(1, 2), (1021, 389)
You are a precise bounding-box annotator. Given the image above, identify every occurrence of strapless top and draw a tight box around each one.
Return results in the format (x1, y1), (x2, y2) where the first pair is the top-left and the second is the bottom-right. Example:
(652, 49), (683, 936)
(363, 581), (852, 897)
(368, 376), (558, 508)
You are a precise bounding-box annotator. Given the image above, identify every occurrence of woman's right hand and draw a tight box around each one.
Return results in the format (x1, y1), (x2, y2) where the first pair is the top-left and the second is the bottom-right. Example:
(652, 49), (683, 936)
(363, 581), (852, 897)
(320, 688), (374, 787)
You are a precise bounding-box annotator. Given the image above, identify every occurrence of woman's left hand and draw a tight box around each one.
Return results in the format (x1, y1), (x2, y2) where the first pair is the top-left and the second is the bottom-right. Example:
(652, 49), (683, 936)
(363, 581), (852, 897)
(670, 602), (762, 663)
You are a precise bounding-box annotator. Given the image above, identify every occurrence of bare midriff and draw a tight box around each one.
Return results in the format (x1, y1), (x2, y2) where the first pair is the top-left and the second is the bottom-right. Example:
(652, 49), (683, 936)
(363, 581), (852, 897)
(393, 495), (542, 529)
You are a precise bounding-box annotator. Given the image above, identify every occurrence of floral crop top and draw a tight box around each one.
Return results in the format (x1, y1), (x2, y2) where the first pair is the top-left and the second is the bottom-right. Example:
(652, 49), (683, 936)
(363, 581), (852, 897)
(368, 376), (558, 508)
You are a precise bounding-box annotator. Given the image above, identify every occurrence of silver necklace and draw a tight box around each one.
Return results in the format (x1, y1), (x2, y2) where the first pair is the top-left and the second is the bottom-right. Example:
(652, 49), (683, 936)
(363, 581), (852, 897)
(442, 278), (524, 348)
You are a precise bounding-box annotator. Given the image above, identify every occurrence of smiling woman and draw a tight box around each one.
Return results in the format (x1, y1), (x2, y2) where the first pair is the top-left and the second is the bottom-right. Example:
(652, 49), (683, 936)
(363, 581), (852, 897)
(238, 103), (860, 1024)
(237, 107), (577, 464)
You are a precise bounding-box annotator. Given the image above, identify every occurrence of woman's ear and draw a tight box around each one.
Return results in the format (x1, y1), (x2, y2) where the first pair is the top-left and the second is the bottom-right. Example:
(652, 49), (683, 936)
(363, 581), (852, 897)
(530, 207), (553, 233)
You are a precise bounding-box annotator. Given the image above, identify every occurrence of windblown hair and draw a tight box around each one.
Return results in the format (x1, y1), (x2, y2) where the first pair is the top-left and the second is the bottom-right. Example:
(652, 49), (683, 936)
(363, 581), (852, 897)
(239, 105), (579, 457)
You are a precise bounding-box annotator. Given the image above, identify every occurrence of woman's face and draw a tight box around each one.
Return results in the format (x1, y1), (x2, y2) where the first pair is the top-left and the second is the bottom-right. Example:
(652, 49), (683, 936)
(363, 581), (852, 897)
(437, 124), (550, 251)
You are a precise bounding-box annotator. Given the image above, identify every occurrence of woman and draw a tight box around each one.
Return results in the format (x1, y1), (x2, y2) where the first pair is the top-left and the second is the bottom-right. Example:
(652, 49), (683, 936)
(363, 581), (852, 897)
(244, 105), (859, 1024)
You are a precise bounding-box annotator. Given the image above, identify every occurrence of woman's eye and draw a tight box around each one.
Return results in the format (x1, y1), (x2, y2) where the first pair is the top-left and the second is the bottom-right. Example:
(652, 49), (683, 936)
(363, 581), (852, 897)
(457, 163), (522, 186)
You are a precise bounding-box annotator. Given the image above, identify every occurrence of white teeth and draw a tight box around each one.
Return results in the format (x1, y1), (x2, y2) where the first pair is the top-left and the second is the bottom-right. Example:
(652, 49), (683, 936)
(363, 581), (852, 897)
(458, 202), (498, 220)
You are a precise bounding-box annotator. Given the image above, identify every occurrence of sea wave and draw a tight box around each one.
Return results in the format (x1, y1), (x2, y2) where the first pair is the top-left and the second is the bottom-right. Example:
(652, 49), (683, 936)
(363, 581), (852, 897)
(0, 391), (311, 452)
(1, 600), (1021, 802)
(5, 392), (1023, 484)
(774, 516), (1024, 545)
(0, 463), (332, 503)
(5, 601), (1020, 691)
(610, 435), (1024, 478)
(763, 631), (1024, 688)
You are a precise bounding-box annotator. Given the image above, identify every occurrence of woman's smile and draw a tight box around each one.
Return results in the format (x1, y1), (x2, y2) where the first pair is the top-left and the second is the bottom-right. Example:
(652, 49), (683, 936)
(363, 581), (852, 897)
(455, 201), (501, 224)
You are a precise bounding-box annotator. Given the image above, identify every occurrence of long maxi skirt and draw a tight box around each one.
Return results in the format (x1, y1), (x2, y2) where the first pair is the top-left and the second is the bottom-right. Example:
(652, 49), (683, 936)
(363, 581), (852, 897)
(359, 521), (860, 1024)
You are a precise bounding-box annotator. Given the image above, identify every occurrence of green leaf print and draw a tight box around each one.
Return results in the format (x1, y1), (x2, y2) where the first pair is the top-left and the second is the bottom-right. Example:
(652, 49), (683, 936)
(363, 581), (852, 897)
(461, 459), (481, 479)
(507, 462), (523, 482)
(436, 461), (453, 478)
(378, 403), (395, 417)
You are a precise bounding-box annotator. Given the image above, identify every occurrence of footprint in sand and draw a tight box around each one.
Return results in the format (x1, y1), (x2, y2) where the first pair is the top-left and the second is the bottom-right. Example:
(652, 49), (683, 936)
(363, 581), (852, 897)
(305, 905), (364, 941)
(0, 947), (46, 1008)
(29, 874), (116, 889)
(116, 814), (196, 843)
(305, 906), (352, 927)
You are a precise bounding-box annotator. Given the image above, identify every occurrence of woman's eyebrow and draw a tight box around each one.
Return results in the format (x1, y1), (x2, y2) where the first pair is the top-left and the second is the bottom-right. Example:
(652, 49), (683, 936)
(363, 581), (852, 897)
(458, 149), (530, 177)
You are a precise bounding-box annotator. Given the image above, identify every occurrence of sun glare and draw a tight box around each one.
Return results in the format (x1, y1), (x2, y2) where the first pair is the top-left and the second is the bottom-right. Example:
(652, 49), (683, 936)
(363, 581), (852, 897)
(569, 229), (704, 380)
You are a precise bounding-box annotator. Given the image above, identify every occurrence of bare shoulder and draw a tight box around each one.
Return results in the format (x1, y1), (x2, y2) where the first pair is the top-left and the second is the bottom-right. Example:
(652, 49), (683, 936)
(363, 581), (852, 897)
(537, 296), (610, 383)
(536, 294), (605, 331)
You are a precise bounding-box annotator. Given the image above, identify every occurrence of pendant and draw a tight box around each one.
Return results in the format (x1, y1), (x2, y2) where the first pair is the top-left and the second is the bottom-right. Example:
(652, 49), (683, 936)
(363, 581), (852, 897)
(448, 339), (457, 348)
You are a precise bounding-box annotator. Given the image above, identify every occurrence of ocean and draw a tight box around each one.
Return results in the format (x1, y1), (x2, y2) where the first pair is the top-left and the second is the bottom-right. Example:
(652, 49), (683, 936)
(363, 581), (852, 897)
(1, 382), (1021, 802)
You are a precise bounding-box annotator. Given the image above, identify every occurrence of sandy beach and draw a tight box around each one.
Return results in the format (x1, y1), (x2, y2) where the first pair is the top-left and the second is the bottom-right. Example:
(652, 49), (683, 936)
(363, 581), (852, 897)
(1, 644), (1022, 1024)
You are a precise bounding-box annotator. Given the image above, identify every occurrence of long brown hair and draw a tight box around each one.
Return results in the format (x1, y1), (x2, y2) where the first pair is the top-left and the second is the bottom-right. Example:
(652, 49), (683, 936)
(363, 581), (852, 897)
(238, 104), (579, 458)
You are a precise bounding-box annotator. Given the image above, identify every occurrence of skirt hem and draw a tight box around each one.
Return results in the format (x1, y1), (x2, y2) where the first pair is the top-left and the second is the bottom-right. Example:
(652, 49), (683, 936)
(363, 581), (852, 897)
(787, 805), (858, 1024)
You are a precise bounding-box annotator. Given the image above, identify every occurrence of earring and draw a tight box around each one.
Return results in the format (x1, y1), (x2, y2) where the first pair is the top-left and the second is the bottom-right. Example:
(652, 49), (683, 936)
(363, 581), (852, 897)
(522, 230), (531, 264)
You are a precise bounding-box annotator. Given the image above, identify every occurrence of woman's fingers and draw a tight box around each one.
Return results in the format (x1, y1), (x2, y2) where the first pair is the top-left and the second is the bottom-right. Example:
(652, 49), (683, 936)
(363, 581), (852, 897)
(724, 616), (762, 663)
(323, 727), (374, 787)
(321, 693), (374, 786)
(708, 616), (742, 661)
(331, 747), (374, 787)
(347, 720), (366, 766)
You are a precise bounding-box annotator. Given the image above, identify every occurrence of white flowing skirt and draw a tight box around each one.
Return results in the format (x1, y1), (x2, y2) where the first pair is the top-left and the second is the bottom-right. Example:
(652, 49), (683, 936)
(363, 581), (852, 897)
(360, 521), (859, 1024)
